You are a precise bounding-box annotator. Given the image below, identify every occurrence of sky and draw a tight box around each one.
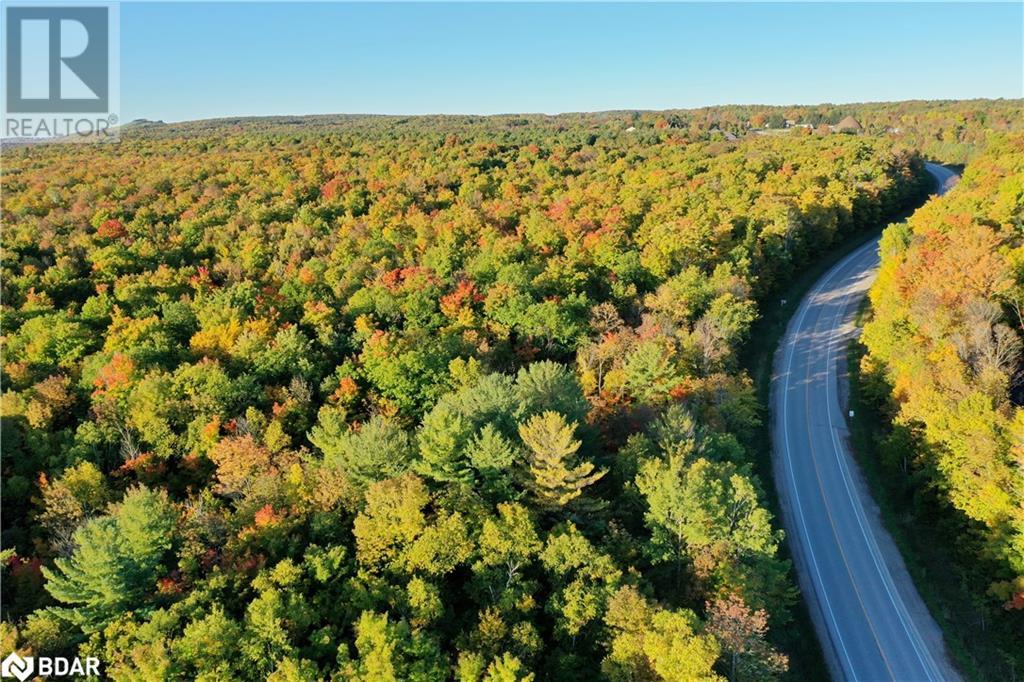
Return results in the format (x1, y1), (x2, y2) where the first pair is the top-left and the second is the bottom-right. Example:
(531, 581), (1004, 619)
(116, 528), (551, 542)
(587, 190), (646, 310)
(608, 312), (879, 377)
(120, 2), (1024, 122)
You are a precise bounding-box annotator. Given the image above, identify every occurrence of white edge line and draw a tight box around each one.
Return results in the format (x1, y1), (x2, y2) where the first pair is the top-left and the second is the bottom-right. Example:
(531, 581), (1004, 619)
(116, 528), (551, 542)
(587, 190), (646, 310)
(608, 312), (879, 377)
(822, 246), (941, 681)
(780, 239), (878, 681)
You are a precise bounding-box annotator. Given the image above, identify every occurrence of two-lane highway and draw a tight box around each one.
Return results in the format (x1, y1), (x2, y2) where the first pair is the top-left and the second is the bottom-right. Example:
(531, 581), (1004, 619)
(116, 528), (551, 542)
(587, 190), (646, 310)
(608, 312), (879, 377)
(772, 163), (961, 681)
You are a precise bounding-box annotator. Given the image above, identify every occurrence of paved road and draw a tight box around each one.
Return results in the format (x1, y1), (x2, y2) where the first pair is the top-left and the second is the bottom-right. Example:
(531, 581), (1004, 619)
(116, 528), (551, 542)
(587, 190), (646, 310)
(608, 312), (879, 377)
(772, 163), (961, 681)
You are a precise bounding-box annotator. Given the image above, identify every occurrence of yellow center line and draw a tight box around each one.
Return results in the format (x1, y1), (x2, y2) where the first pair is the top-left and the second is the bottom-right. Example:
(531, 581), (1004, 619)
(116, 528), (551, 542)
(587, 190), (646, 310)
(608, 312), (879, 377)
(801, 246), (897, 682)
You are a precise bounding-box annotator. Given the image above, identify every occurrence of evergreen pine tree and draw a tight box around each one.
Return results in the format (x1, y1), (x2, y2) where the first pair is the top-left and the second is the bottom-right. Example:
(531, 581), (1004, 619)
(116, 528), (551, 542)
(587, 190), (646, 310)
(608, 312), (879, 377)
(517, 411), (604, 511)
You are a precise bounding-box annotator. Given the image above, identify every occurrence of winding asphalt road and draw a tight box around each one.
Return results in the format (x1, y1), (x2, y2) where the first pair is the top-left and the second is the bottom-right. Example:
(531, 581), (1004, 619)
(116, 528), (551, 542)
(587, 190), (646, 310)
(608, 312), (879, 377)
(771, 163), (961, 681)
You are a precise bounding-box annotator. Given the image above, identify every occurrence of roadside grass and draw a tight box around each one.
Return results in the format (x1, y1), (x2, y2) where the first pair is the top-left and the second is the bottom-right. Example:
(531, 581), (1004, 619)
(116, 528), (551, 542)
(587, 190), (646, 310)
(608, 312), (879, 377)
(740, 182), (934, 681)
(845, 309), (1023, 682)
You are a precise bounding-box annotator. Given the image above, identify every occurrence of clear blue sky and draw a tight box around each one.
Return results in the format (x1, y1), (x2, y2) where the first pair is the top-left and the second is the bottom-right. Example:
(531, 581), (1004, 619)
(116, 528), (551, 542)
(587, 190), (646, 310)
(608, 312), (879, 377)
(121, 2), (1024, 122)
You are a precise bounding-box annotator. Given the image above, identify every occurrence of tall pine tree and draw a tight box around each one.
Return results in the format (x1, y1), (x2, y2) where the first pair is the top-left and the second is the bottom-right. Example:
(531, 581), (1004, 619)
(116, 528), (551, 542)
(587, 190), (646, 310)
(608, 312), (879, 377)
(517, 411), (604, 511)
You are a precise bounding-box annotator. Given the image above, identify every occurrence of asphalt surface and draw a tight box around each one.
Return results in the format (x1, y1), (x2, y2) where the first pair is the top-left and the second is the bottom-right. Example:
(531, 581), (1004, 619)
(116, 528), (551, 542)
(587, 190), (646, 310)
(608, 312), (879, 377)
(771, 163), (961, 681)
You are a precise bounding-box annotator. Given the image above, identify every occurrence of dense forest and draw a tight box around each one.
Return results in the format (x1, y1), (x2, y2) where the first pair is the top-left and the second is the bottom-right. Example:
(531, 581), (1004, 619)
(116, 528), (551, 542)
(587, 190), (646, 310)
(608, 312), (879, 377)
(0, 101), (1014, 679)
(860, 133), (1024, 675)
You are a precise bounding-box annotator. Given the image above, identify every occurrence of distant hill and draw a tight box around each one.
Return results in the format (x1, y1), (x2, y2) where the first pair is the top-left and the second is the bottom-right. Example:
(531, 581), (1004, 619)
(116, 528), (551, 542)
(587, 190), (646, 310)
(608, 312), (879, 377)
(120, 118), (168, 130)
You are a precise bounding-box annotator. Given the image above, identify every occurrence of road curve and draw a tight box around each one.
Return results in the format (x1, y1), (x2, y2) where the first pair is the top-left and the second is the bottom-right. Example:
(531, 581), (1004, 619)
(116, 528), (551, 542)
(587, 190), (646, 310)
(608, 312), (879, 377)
(771, 163), (961, 681)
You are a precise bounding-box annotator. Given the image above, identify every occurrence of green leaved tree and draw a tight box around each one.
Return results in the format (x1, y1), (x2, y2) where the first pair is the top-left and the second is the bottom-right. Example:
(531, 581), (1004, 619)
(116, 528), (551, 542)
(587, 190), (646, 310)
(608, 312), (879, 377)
(602, 585), (723, 682)
(309, 411), (414, 491)
(42, 486), (177, 632)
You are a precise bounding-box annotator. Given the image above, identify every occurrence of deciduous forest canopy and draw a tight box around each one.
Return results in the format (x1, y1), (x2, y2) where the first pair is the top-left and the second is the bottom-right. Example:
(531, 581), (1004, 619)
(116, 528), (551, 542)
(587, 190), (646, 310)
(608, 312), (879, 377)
(860, 132), (1024, 676)
(1, 99), (1020, 680)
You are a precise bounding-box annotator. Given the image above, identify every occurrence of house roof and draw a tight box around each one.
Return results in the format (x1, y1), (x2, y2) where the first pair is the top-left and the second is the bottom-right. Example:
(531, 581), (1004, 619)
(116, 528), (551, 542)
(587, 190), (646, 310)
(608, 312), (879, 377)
(835, 115), (863, 131)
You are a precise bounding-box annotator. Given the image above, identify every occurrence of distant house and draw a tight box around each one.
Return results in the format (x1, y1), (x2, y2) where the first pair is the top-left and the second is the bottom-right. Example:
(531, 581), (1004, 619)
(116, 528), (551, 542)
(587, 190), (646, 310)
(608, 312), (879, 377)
(833, 116), (863, 134)
(709, 127), (740, 142)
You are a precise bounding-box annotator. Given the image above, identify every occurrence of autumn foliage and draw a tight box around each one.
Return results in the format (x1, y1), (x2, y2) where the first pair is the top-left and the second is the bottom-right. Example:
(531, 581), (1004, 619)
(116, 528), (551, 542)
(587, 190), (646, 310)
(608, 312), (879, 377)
(0, 106), (1002, 679)
(861, 133), (1024, 673)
